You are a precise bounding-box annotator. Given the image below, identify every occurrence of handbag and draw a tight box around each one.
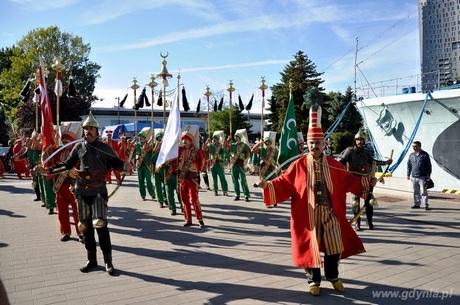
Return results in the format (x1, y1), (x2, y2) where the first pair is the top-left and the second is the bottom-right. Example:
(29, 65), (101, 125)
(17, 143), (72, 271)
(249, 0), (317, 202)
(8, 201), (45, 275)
(425, 177), (434, 189)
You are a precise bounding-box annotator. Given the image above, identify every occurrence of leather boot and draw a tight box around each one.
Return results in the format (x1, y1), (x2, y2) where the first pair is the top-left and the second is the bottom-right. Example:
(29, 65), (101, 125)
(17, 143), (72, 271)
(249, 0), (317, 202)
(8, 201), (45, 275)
(80, 251), (97, 273)
(366, 205), (374, 230)
(103, 251), (114, 275)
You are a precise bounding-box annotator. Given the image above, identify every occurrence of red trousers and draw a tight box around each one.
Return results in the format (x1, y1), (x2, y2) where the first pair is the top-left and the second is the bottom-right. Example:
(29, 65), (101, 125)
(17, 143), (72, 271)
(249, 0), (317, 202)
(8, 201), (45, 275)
(179, 179), (203, 223)
(13, 159), (29, 178)
(56, 182), (80, 236)
(106, 170), (121, 184)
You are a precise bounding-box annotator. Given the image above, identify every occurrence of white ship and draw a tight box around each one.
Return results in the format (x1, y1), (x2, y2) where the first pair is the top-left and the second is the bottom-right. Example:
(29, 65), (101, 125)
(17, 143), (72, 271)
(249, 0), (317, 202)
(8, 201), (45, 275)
(357, 88), (460, 191)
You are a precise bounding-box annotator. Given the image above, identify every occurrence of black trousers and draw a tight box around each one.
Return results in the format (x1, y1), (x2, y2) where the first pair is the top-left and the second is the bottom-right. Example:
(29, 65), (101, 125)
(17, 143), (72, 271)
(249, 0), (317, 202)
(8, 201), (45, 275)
(80, 196), (112, 263)
(353, 186), (374, 225)
(305, 254), (340, 285)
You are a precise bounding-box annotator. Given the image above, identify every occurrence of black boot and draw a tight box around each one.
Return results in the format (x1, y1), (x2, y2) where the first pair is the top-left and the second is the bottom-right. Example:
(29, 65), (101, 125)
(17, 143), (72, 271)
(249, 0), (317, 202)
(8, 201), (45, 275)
(103, 251), (114, 275)
(80, 251), (97, 273)
(366, 205), (374, 230)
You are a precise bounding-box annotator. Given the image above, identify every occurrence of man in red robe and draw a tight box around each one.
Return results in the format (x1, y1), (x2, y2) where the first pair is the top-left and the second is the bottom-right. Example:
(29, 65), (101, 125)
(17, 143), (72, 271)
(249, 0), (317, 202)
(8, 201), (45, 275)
(176, 131), (206, 227)
(260, 104), (374, 296)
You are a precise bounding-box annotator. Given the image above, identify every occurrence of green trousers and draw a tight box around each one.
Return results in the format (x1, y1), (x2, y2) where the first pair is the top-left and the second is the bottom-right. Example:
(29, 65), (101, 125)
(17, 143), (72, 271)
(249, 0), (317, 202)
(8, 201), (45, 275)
(42, 177), (55, 209)
(154, 168), (167, 204)
(137, 164), (155, 199)
(38, 174), (45, 204)
(166, 174), (179, 212)
(211, 162), (228, 193)
(231, 164), (249, 197)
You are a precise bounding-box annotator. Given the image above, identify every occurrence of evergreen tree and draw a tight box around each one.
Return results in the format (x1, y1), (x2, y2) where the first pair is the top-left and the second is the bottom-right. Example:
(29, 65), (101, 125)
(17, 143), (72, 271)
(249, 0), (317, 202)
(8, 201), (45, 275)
(325, 86), (362, 135)
(270, 50), (324, 133)
(0, 26), (101, 131)
(209, 106), (251, 138)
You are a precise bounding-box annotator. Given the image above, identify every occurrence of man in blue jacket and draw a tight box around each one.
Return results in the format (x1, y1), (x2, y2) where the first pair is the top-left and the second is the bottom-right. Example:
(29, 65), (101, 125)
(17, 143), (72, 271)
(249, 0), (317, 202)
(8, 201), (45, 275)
(407, 141), (432, 210)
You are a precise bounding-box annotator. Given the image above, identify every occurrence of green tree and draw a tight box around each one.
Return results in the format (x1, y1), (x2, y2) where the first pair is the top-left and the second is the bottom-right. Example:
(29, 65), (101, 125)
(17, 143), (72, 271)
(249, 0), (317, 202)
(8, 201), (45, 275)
(209, 106), (251, 138)
(325, 86), (362, 136)
(0, 47), (15, 144)
(0, 26), (100, 131)
(270, 50), (324, 133)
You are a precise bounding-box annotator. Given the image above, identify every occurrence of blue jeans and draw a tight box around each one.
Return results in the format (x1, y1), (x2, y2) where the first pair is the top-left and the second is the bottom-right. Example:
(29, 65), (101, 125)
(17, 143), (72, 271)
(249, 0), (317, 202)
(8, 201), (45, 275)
(411, 177), (429, 207)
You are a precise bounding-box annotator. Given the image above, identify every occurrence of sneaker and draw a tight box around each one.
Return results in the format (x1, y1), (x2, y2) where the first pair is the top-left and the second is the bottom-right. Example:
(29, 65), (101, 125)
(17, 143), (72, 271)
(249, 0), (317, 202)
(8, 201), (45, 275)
(308, 285), (320, 296)
(60, 235), (70, 242)
(411, 205), (420, 209)
(331, 279), (345, 292)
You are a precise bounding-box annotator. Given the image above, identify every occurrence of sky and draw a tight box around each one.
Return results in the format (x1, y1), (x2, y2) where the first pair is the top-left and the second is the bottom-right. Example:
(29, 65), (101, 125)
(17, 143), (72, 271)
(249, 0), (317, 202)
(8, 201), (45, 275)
(0, 0), (420, 113)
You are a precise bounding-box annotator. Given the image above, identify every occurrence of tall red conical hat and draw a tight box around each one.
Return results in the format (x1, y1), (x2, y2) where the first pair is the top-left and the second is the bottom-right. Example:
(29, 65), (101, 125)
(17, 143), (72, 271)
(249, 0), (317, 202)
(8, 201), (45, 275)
(307, 104), (324, 140)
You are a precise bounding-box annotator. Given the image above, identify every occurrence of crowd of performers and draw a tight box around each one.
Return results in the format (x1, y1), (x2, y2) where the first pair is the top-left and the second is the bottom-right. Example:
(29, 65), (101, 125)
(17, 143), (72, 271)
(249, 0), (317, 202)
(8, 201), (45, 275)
(2, 106), (392, 296)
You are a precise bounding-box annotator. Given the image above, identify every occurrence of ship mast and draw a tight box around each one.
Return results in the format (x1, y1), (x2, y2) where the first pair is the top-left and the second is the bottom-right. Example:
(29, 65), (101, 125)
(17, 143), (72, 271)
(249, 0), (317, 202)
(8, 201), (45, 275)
(354, 37), (358, 101)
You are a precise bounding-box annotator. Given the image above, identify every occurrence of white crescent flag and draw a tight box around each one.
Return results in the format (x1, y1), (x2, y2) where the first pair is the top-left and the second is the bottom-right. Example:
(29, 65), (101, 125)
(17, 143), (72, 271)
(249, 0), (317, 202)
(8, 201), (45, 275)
(156, 89), (181, 169)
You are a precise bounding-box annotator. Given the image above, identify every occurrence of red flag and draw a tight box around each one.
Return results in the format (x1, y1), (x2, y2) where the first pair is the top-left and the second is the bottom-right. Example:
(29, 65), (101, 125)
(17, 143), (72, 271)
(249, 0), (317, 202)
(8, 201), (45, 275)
(38, 57), (55, 150)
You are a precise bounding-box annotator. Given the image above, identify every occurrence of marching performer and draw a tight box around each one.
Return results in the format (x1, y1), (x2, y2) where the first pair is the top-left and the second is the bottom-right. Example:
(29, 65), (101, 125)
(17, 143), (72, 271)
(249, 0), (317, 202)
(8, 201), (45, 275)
(12, 137), (30, 179)
(259, 104), (374, 296)
(35, 112), (125, 275)
(133, 128), (156, 202)
(103, 130), (121, 185)
(26, 131), (42, 201)
(205, 132), (228, 196)
(176, 130), (205, 227)
(227, 130), (251, 202)
(54, 131), (83, 242)
(251, 132), (278, 180)
(338, 130), (392, 230)
(152, 131), (168, 208)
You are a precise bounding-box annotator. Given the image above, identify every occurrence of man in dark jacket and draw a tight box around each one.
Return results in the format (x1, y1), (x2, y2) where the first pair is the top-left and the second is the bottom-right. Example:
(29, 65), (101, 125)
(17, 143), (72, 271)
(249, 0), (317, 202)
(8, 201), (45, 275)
(407, 141), (432, 210)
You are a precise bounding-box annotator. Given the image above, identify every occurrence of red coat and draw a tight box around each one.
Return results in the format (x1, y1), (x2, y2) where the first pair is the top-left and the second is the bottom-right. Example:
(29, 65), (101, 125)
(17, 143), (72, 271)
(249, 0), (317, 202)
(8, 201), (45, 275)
(263, 155), (366, 268)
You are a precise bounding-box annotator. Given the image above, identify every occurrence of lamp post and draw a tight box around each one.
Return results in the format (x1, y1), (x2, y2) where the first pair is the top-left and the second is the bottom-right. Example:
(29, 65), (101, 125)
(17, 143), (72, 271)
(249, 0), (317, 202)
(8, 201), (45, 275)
(259, 76), (268, 141)
(131, 78), (139, 136)
(227, 80), (235, 137)
(116, 97), (120, 124)
(156, 52), (172, 129)
(147, 74), (158, 131)
(204, 85), (212, 138)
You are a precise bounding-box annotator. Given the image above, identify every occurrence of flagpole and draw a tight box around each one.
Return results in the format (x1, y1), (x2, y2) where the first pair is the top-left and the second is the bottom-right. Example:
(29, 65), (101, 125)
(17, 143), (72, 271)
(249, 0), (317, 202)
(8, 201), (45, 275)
(204, 85), (212, 138)
(52, 58), (64, 144)
(157, 52), (172, 129)
(116, 96), (120, 124)
(227, 80), (235, 137)
(131, 78), (139, 136)
(148, 74), (158, 131)
(259, 76), (268, 141)
(34, 73), (39, 132)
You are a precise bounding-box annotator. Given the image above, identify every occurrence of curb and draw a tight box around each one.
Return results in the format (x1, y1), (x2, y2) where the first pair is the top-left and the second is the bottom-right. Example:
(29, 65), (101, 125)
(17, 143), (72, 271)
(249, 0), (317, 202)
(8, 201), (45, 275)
(442, 189), (460, 195)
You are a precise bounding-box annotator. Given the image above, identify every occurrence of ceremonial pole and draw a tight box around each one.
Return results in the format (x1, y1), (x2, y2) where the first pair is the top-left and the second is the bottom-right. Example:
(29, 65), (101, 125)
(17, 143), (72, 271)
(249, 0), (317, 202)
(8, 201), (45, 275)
(52, 58), (64, 144)
(157, 53), (172, 129)
(204, 85), (212, 138)
(259, 76), (268, 141)
(227, 80), (235, 137)
(147, 74), (158, 131)
(34, 73), (39, 132)
(131, 78), (139, 136)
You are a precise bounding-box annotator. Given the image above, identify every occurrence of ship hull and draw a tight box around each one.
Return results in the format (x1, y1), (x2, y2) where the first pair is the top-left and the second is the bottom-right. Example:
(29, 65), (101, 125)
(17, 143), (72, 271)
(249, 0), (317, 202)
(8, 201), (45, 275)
(357, 89), (460, 191)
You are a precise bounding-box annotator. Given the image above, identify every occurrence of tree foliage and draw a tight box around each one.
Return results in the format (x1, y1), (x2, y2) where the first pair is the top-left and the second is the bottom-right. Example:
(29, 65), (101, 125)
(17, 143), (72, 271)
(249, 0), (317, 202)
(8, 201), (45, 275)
(269, 50), (325, 133)
(0, 26), (100, 134)
(208, 106), (251, 138)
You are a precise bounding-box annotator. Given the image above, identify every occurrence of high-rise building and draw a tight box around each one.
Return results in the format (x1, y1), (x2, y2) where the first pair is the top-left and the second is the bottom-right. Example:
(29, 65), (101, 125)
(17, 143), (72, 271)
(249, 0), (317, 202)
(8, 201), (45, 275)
(419, 0), (460, 91)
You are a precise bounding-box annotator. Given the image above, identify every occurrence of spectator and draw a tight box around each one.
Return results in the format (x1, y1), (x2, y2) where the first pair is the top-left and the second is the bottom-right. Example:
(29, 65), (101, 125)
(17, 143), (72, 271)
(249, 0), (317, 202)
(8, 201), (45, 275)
(407, 141), (432, 210)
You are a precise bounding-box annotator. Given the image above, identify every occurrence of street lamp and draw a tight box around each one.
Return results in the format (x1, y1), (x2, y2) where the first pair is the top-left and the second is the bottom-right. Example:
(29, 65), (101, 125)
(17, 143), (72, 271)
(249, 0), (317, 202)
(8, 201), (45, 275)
(204, 85), (212, 138)
(156, 52), (172, 129)
(227, 80), (235, 137)
(259, 76), (268, 141)
(147, 74), (158, 130)
(131, 77), (139, 136)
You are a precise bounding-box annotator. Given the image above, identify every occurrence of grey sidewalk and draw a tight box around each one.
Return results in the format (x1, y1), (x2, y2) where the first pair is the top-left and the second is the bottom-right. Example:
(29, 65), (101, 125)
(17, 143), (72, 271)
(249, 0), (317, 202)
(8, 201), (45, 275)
(1, 173), (459, 305)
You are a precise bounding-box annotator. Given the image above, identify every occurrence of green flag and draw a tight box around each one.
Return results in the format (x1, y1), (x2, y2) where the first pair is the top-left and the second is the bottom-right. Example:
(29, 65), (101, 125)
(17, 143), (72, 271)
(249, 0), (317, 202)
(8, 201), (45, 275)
(277, 93), (299, 169)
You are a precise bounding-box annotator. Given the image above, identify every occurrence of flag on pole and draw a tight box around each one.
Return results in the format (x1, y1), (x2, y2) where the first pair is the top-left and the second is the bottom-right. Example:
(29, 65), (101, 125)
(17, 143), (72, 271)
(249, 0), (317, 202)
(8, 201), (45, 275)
(277, 92), (298, 169)
(156, 89), (181, 169)
(38, 56), (55, 150)
(245, 94), (254, 111)
(54, 71), (63, 97)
